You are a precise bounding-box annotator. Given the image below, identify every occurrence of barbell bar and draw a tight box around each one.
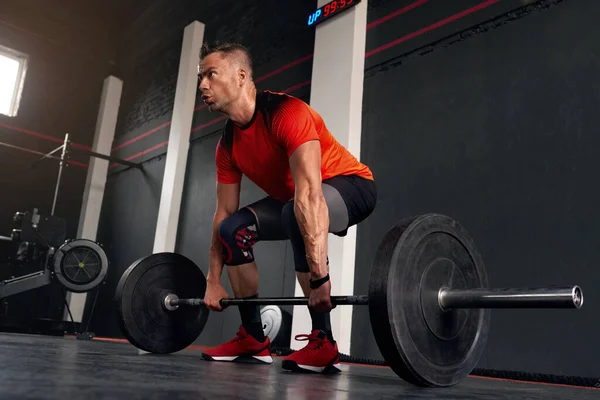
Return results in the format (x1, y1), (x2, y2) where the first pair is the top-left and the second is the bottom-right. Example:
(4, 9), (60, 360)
(167, 295), (370, 308)
(114, 213), (584, 388)
(165, 286), (582, 309)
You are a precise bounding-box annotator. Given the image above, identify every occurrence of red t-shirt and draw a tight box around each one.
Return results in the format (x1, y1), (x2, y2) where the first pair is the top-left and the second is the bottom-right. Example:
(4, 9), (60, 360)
(215, 90), (373, 202)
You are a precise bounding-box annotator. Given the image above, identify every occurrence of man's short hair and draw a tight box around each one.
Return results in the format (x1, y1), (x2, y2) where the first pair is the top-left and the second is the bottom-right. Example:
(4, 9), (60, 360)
(200, 41), (253, 79)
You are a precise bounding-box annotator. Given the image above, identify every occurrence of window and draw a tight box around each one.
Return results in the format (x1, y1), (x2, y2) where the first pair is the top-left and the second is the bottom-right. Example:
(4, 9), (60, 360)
(0, 45), (28, 117)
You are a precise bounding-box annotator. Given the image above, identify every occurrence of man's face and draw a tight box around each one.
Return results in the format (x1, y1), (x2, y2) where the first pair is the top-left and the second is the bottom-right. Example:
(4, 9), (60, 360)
(198, 52), (239, 113)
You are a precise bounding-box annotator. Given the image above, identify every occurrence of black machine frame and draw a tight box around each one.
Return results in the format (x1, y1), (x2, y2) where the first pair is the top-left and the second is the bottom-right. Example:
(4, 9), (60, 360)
(0, 261), (53, 299)
(0, 208), (107, 339)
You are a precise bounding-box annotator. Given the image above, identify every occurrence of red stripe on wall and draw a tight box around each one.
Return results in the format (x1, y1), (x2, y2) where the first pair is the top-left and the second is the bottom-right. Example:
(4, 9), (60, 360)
(254, 54), (315, 84)
(367, 0), (430, 30)
(67, 160), (89, 168)
(190, 115), (227, 133)
(0, 141), (88, 168)
(109, 140), (169, 168)
(282, 80), (312, 94)
(365, 0), (500, 58)
(111, 121), (172, 152)
(0, 122), (91, 151)
(125, 140), (169, 161)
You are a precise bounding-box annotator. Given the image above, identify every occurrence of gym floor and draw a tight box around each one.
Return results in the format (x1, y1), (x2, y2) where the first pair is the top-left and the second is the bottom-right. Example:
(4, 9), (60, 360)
(0, 333), (597, 399)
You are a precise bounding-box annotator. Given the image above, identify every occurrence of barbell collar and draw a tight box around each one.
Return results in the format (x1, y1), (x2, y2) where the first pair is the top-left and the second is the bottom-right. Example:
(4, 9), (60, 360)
(168, 294), (370, 308)
(163, 294), (180, 311)
(438, 286), (583, 310)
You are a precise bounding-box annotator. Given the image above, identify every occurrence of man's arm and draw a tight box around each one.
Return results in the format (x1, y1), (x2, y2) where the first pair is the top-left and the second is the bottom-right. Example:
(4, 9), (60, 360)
(289, 140), (329, 280)
(207, 181), (240, 285)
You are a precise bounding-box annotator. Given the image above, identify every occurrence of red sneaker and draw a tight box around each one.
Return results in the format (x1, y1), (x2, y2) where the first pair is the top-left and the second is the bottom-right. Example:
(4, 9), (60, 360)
(281, 330), (341, 373)
(202, 326), (273, 364)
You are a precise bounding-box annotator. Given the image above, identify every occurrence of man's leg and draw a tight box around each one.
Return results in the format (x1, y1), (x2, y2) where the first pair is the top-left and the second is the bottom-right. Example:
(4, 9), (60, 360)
(227, 263), (263, 341)
(295, 272), (333, 340)
(280, 174), (377, 373)
(220, 196), (288, 337)
(216, 206), (264, 342)
(224, 196), (288, 341)
(280, 183), (347, 342)
(202, 197), (287, 363)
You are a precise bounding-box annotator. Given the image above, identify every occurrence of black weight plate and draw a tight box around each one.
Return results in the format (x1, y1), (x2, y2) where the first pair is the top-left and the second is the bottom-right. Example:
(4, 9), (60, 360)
(115, 252), (209, 354)
(369, 214), (490, 387)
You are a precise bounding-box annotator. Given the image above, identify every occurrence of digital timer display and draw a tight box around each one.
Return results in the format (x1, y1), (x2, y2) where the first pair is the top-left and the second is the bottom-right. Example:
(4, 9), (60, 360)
(307, 0), (362, 27)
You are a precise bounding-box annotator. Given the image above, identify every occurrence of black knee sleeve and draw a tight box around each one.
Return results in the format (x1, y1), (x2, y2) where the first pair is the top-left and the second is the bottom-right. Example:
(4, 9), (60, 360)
(281, 202), (311, 273)
(218, 208), (259, 266)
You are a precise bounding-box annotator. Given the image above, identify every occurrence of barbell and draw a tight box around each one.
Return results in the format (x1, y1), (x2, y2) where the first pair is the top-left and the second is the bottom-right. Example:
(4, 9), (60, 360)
(114, 213), (583, 387)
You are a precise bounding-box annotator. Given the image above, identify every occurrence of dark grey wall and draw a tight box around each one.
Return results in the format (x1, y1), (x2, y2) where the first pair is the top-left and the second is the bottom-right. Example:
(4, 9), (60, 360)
(87, 157), (166, 337)
(351, 0), (598, 378)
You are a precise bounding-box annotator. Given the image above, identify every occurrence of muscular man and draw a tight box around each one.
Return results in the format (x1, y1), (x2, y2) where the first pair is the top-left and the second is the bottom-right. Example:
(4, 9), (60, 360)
(198, 41), (377, 373)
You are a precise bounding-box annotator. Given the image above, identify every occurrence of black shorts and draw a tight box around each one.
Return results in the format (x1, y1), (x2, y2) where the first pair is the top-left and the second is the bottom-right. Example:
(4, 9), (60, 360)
(218, 174), (377, 270)
(248, 174), (377, 240)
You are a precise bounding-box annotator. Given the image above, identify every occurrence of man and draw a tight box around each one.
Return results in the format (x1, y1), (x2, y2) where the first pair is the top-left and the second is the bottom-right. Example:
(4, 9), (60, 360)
(198, 41), (377, 373)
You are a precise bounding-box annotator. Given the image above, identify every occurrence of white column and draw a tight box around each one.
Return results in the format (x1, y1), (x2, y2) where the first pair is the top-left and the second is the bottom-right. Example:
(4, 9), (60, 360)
(153, 21), (205, 253)
(290, 0), (368, 354)
(66, 76), (123, 322)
